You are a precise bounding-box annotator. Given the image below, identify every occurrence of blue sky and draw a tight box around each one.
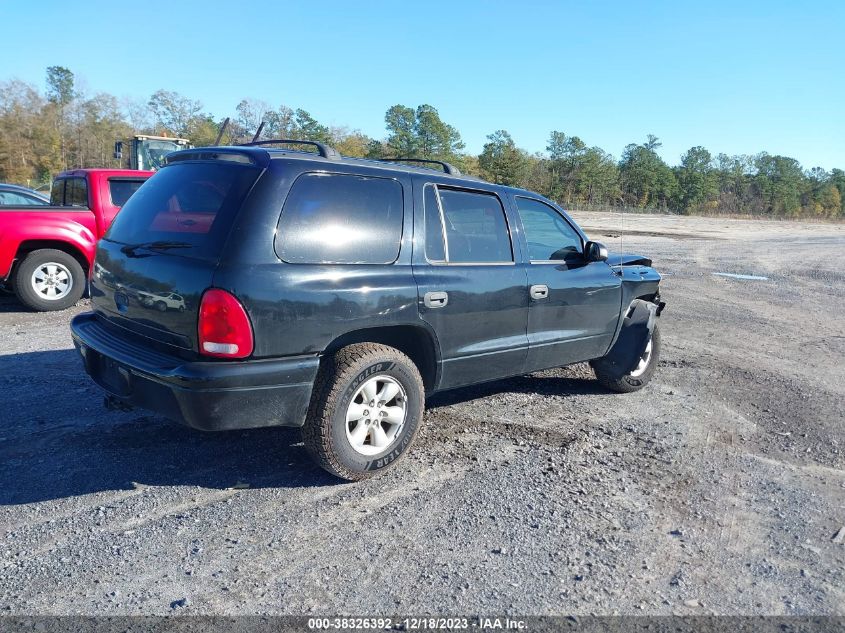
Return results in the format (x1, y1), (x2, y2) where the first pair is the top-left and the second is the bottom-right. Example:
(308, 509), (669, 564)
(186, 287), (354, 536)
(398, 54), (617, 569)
(1, 0), (843, 169)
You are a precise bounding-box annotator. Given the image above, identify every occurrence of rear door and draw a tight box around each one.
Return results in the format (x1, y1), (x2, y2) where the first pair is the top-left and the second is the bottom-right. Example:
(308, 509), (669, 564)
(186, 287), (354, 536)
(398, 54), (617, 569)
(510, 195), (621, 371)
(412, 180), (529, 390)
(90, 157), (262, 353)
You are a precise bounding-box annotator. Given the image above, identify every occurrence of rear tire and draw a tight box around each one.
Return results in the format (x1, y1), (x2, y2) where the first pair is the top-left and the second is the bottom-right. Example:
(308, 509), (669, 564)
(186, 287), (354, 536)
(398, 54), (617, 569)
(302, 343), (425, 481)
(13, 249), (85, 312)
(591, 326), (661, 393)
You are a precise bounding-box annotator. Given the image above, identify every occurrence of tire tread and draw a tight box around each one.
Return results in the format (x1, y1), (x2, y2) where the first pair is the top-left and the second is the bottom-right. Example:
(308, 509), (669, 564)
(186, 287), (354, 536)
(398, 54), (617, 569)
(302, 342), (424, 481)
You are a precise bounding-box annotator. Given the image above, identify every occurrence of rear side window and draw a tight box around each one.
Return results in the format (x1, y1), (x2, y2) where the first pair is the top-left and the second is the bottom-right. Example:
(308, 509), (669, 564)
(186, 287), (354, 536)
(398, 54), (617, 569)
(104, 162), (260, 259)
(276, 173), (403, 265)
(49, 177), (88, 207)
(66, 178), (88, 207)
(50, 179), (64, 205)
(428, 187), (513, 264)
(109, 178), (145, 207)
(424, 184), (446, 262)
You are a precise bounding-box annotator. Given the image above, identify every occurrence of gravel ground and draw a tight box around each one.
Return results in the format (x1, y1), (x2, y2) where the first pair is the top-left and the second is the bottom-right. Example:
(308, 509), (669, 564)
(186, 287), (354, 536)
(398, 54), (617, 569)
(0, 212), (843, 616)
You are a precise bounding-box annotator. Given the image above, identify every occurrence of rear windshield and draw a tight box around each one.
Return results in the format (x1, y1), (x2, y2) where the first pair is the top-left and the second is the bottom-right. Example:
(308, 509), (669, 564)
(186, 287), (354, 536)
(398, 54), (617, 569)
(104, 162), (260, 259)
(50, 177), (88, 207)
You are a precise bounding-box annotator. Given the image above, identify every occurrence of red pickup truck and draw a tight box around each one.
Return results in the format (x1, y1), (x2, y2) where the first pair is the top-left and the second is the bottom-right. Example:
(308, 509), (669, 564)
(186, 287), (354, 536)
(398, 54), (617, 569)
(0, 168), (152, 311)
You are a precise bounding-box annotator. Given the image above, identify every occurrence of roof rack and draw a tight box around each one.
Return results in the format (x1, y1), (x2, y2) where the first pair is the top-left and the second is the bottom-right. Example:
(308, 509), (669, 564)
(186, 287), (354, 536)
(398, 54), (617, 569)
(377, 157), (462, 176)
(239, 139), (341, 160)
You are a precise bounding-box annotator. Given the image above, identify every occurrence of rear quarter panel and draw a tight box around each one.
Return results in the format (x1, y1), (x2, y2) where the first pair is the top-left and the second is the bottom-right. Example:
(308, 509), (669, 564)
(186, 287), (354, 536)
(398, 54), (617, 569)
(214, 263), (421, 358)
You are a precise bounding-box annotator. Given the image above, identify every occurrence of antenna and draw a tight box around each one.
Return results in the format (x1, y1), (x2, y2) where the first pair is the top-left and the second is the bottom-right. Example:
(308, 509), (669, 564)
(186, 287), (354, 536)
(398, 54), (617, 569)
(214, 117), (230, 145)
(251, 122), (266, 143)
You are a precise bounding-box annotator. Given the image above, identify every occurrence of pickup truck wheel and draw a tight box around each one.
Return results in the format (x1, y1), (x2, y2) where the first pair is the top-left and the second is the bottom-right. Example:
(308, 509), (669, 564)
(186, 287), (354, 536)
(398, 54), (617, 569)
(14, 249), (85, 311)
(591, 326), (661, 393)
(302, 343), (425, 481)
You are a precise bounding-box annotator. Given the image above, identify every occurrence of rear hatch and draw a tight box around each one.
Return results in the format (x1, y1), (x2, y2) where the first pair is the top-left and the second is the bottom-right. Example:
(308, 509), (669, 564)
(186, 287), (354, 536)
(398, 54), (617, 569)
(90, 156), (262, 354)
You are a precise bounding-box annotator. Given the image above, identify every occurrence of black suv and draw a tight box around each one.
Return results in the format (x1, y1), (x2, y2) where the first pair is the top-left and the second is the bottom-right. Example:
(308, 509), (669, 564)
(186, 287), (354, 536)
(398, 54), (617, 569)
(71, 140), (665, 481)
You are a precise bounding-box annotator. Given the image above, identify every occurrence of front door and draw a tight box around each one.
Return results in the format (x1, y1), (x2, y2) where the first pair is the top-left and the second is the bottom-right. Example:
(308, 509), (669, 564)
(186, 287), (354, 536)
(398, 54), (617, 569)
(511, 196), (622, 372)
(413, 182), (529, 390)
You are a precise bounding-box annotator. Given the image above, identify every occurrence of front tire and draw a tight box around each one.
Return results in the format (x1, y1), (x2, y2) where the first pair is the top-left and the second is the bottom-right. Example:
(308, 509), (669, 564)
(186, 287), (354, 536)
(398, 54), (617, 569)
(13, 249), (85, 311)
(591, 326), (661, 393)
(302, 343), (425, 481)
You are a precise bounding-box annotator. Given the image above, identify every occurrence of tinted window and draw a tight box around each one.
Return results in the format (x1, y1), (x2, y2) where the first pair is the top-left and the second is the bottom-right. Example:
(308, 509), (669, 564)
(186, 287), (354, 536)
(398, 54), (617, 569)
(515, 197), (583, 262)
(436, 188), (512, 263)
(424, 184), (445, 262)
(105, 162), (260, 260)
(66, 177), (88, 207)
(109, 179), (145, 206)
(50, 179), (65, 205)
(277, 173), (403, 265)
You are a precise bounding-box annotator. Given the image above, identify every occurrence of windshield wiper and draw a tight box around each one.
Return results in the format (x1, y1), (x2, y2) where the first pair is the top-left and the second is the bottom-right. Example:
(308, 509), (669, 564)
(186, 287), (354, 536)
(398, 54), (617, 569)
(120, 240), (193, 257)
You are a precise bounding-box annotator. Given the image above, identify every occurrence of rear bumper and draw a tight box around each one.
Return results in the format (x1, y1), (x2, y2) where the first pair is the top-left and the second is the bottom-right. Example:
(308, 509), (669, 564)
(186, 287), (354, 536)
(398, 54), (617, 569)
(70, 312), (319, 431)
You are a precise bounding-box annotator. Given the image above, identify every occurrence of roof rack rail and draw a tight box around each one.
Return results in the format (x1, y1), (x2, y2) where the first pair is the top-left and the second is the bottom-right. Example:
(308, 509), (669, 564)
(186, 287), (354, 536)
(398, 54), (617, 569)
(378, 157), (462, 176)
(239, 139), (341, 160)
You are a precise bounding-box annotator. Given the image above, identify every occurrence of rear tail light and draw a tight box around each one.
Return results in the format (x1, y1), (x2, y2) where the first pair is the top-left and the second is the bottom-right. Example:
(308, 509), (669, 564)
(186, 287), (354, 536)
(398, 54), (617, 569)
(198, 289), (254, 358)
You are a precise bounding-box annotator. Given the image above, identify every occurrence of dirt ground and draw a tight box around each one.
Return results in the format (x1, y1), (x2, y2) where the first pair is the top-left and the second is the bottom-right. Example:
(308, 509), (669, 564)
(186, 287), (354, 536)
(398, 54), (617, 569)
(0, 212), (843, 616)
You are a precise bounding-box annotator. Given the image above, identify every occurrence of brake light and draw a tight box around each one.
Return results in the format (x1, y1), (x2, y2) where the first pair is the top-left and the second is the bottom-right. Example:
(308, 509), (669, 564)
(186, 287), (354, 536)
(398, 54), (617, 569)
(198, 289), (254, 358)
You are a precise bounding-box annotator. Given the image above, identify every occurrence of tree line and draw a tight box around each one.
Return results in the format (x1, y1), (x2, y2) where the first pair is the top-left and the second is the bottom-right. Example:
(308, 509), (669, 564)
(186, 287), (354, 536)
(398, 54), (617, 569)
(0, 66), (842, 218)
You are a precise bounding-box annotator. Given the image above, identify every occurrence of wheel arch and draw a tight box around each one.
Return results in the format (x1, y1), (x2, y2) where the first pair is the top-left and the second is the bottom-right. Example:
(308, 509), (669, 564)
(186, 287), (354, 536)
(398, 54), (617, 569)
(15, 240), (91, 277)
(323, 324), (441, 393)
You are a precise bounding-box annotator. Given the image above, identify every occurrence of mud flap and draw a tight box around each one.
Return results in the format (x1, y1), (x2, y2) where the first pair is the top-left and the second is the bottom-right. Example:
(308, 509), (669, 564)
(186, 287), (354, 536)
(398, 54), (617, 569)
(591, 299), (658, 379)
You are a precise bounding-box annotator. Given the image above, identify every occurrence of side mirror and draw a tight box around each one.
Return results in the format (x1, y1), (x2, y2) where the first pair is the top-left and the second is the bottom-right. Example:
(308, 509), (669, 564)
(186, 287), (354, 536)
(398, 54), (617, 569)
(585, 240), (608, 262)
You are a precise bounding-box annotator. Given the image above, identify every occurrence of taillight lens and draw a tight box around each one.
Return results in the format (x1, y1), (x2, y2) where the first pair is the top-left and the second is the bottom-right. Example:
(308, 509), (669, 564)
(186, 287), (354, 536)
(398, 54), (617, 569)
(198, 289), (254, 358)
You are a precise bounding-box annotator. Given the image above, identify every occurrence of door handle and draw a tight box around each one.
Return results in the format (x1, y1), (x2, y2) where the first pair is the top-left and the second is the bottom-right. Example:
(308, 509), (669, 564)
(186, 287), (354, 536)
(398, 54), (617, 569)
(530, 284), (549, 300)
(424, 291), (449, 309)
